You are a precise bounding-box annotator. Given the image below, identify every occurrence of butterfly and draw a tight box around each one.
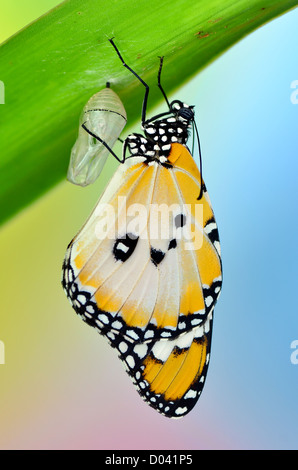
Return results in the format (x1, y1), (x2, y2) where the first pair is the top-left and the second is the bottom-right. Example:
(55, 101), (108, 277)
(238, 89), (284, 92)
(62, 39), (222, 418)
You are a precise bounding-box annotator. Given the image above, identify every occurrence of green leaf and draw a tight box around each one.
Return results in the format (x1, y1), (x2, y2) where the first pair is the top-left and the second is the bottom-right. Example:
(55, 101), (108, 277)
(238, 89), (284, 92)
(0, 0), (296, 225)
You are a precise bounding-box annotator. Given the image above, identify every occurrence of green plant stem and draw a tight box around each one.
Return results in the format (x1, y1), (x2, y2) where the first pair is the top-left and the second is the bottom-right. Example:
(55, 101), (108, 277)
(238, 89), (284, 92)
(0, 0), (296, 225)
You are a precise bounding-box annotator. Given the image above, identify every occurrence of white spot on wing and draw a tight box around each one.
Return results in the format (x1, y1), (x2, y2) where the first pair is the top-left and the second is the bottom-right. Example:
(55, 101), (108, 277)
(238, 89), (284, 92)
(184, 389), (197, 399)
(117, 242), (129, 253)
(112, 320), (122, 330)
(152, 340), (173, 362)
(204, 222), (217, 234)
(176, 330), (193, 349)
(126, 355), (135, 368)
(98, 313), (109, 324)
(119, 341), (128, 353)
(133, 343), (148, 359)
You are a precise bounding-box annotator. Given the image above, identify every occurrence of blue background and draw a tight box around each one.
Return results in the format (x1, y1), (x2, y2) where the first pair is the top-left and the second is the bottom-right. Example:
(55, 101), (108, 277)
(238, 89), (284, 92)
(183, 8), (298, 448)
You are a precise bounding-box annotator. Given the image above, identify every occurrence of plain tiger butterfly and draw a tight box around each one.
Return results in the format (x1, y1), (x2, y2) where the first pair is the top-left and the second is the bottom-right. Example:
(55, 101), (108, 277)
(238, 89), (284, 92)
(62, 39), (222, 418)
(68, 82), (127, 186)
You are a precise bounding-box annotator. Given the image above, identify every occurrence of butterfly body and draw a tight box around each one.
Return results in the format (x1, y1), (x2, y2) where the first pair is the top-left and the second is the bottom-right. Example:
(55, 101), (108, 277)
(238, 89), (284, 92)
(62, 40), (222, 418)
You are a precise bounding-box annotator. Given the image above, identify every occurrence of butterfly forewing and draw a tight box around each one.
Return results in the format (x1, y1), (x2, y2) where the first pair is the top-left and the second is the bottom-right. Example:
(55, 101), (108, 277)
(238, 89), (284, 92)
(63, 144), (221, 341)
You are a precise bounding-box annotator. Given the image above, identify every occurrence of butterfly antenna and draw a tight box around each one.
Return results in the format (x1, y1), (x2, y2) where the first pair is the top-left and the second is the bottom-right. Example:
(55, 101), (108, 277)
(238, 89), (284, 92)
(191, 122), (195, 157)
(157, 56), (171, 109)
(194, 120), (204, 200)
(109, 38), (149, 126)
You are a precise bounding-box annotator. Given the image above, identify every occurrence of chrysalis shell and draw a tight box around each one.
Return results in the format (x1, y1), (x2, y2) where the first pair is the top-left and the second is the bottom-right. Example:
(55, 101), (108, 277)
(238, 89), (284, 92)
(67, 85), (127, 186)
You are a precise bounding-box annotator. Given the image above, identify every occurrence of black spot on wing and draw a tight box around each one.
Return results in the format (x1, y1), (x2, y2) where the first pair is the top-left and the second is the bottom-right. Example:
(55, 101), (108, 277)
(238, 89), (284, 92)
(168, 239), (177, 250)
(204, 217), (219, 244)
(174, 213), (186, 228)
(150, 247), (165, 266)
(113, 234), (139, 262)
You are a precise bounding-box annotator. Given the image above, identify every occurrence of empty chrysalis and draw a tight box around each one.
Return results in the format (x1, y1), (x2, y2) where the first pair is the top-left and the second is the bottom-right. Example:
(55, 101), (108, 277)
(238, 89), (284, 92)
(67, 83), (127, 186)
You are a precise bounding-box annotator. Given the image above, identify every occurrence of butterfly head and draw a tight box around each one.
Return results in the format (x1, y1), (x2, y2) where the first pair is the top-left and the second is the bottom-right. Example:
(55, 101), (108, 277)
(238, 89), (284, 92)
(142, 101), (194, 146)
(169, 100), (195, 123)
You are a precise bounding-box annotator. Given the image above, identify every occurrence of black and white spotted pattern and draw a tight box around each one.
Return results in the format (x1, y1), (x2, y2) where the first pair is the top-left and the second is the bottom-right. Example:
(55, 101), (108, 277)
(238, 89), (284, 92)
(125, 100), (194, 163)
(204, 216), (221, 258)
(106, 310), (214, 419)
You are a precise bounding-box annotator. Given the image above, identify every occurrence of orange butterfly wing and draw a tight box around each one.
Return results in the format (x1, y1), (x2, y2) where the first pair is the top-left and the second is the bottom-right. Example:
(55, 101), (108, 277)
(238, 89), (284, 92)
(62, 143), (222, 417)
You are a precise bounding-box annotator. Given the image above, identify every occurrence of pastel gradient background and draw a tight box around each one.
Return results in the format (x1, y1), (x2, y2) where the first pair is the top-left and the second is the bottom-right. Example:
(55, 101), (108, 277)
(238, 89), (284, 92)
(0, 1), (297, 450)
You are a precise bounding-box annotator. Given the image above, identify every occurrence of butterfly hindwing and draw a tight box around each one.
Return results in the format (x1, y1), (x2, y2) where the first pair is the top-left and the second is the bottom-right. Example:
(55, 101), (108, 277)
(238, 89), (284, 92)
(107, 309), (214, 418)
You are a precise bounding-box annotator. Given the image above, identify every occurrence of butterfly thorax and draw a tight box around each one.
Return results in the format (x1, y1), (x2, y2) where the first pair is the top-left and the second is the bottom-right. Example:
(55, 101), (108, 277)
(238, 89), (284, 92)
(126, 101), (194, 164)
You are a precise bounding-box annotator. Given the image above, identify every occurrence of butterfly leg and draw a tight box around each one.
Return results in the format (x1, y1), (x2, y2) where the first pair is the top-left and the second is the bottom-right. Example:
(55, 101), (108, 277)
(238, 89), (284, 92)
(157, 56), (171, 109)
(109, 38), (149, 127)
(121, 137), (129, 162)
(81, 122), (125, 163)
